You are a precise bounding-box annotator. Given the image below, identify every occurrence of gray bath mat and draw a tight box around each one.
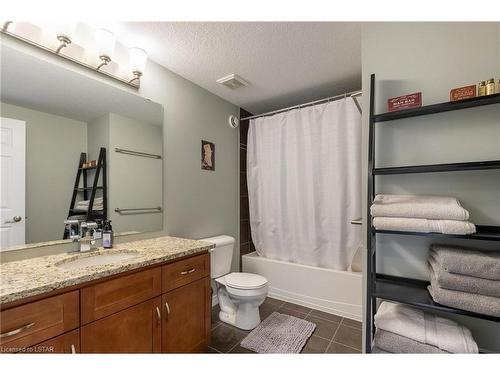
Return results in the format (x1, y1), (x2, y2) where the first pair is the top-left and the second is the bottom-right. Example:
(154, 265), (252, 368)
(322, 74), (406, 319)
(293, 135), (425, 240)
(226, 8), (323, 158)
(240, 312), (316, 353)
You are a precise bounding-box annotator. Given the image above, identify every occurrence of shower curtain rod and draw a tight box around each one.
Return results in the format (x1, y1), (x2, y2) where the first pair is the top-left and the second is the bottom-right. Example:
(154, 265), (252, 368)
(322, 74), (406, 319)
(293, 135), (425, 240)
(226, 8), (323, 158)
(240, 90), (362, 121)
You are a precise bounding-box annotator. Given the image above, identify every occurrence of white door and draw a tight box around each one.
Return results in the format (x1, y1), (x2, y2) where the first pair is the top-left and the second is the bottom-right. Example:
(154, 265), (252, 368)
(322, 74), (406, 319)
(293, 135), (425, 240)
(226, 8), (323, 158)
(0, 117), (26, 249)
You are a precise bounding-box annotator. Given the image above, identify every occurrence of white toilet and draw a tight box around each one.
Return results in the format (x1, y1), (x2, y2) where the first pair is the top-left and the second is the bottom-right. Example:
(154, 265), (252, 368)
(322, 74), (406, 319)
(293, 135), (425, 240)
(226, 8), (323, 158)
(201, 235), (268, 330)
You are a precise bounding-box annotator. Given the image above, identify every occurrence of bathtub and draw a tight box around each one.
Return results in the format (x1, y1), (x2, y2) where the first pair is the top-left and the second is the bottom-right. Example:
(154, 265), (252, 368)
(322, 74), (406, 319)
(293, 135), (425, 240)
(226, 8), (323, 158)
(242, 252), (362, 321)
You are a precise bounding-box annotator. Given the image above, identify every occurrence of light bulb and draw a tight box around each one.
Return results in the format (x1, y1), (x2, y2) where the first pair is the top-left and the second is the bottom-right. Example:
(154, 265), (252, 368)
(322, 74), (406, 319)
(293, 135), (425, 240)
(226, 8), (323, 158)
(95, 28), (116, 59)
(54, 22), (76, 41)
(129, 47), (147, 75)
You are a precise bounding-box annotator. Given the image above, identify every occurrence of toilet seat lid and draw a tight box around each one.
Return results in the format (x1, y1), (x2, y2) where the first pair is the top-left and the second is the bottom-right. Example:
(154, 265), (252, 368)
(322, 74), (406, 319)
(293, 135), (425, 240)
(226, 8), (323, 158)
(224, 272), (268, 290)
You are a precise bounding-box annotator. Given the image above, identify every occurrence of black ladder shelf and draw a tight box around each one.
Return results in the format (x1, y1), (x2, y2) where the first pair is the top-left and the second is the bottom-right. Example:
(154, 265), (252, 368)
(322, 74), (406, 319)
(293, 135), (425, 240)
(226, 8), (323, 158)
(366, 74), (500, 353)
(63, 147), (107, 239)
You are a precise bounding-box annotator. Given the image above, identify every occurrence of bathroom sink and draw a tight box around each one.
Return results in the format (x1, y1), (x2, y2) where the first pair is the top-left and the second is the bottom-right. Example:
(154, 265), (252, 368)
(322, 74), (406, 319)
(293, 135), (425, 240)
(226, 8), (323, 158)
(56, 252), (139, 270)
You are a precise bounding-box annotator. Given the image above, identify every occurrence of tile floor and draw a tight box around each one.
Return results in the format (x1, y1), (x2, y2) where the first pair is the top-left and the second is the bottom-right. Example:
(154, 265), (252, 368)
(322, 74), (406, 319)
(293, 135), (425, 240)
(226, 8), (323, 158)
(207, 297), (362, 354)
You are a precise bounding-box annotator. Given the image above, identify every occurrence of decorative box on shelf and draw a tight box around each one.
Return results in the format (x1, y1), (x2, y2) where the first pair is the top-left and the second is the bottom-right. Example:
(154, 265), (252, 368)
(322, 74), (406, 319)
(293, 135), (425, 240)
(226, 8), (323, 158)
(450, 85), (476, 101)
(387, 92), (422, 112)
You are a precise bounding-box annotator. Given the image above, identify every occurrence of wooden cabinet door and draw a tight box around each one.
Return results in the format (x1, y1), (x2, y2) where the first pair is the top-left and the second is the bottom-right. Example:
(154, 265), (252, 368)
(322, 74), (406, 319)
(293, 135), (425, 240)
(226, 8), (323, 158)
(27, 329), (80, 354)
(162, 277), (211, 353)
(81, 297), (161, 353)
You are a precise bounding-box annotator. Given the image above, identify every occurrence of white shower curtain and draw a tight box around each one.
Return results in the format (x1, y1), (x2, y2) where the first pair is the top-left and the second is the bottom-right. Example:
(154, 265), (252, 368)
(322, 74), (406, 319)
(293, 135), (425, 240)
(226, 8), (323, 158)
(247, 97), (362, 270)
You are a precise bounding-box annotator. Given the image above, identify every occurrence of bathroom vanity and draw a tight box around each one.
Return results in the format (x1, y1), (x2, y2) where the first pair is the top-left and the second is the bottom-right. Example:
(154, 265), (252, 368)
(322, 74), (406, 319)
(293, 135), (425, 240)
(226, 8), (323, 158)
(0, 236), (213, 353)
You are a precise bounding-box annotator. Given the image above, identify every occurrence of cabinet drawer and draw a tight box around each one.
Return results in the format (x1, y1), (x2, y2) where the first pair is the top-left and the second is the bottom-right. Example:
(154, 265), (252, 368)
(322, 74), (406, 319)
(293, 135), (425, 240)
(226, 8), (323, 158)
(162, 253), (210, 292)
(26, 329), (80, 354)
(0, 291), (79, 352)
(81, 267), (161, 324)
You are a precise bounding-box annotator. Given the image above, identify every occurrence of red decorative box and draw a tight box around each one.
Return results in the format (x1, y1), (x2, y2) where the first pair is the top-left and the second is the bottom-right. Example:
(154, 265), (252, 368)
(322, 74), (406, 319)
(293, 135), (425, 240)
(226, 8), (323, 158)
(450, 85), (476, 101)
(387, 92), (422, 112)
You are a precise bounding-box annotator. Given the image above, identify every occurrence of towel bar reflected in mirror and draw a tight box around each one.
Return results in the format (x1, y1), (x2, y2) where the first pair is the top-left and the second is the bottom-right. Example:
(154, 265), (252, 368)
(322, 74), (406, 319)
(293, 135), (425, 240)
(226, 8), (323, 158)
(114, 207), (162, 214)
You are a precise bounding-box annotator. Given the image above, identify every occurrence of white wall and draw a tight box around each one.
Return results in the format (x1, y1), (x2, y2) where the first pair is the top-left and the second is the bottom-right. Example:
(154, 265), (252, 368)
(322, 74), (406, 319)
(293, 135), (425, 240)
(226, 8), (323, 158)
(361, 22), (500, 352)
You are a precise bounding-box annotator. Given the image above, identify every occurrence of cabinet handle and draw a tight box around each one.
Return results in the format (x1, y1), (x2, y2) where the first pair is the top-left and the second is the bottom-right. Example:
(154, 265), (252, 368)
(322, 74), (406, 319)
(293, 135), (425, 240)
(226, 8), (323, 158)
(0, 322), (35, 338)
(180, 268), (196, 275)
(71, 344), (76, 354)
(155, 306), (161, 326)
(165, 301), (171, 317)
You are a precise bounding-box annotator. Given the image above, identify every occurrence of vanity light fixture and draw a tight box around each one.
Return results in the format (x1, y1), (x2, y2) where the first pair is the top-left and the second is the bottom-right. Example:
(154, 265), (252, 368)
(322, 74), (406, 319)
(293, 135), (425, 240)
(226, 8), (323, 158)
(0, 22), (142, 89)
(95, 28), (116, 70)
(128, 47), (148, 84)
(54, 23), (76, 54)
(2, 21), (12, 31)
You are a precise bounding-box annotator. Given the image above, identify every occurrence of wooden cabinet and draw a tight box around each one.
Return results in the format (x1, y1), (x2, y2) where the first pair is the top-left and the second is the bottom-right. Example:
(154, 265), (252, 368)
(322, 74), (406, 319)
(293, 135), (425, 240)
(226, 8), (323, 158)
(81, 297), (162, 353)
(162, 277), (211, 353)
(81, 267), (161, 324)
(28, 329), (80, 354)
(162, 253), (209, 292)
(0, 252), (211, 354)
(0, 291), (79, 352)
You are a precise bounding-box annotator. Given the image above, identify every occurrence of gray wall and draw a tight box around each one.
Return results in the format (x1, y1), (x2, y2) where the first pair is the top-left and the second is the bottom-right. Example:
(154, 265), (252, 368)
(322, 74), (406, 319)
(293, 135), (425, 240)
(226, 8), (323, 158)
(1, 35), (240, 272)
(139, 61), (240, 272)
(1, 101), (87, 243)
(108, 113), (163, 234)
(87, 113), (109, 162)
(361, 22), (500, 352)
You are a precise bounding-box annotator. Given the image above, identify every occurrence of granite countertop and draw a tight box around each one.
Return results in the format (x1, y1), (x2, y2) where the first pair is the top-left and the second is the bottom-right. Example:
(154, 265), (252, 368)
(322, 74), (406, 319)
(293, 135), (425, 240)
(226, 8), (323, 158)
(0, 236), (214, 305)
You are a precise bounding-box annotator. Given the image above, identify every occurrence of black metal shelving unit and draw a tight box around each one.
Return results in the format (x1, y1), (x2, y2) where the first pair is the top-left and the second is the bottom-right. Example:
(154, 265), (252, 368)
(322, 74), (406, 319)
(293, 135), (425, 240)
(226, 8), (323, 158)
(63, 148), (107, 239)
(366, 74), (500, 353)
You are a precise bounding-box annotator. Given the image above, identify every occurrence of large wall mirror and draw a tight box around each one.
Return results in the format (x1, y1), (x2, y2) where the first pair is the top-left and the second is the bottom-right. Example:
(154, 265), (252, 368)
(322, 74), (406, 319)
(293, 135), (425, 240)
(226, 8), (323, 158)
(0, 45), (164, 251)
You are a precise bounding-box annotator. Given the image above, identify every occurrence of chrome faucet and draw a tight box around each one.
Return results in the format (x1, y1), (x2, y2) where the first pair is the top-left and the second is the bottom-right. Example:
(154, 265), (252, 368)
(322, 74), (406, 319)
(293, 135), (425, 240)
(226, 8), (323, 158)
(64, 220), (98, 252)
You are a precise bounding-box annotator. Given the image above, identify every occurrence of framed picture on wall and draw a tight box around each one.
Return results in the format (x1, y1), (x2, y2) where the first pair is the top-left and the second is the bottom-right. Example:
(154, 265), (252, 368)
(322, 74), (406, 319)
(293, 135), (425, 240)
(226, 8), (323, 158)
(201, 140), (215, 171)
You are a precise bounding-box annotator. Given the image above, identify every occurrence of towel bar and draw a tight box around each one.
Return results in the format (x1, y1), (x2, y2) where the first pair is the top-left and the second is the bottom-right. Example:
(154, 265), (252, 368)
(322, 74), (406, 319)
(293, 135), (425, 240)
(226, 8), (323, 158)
(114, 206), (162, 214)
(114, 148), (162, 159)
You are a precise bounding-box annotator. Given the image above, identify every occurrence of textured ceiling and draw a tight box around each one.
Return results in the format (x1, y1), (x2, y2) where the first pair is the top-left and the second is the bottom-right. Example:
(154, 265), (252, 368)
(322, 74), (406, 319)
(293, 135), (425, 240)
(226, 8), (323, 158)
(116, 22), (362, 115)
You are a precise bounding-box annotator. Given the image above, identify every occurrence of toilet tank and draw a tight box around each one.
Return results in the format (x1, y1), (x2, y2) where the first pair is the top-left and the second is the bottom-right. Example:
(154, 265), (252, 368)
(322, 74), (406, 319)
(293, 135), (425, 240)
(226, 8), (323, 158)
(200, 235), (235, 278)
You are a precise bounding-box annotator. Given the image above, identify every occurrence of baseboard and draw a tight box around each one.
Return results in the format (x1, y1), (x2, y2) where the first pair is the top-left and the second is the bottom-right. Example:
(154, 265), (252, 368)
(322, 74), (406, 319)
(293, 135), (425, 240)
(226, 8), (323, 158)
(212, 286), (361, 321)
(268, 286), (362, 321)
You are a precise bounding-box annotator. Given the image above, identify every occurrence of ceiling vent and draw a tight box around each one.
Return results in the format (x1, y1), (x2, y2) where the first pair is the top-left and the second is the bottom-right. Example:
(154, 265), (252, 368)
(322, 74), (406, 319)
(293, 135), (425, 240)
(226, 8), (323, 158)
(216, 74), (249, 90)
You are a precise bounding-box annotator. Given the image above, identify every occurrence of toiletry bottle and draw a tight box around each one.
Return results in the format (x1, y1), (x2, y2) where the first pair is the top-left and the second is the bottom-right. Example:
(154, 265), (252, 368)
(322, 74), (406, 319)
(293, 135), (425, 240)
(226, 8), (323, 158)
(93, 219), (103, 248)
(94, 219), (103, 240)
(103, 220), (114, 248)
(486, 78), (495, 95)
(478, 81), (486, 96)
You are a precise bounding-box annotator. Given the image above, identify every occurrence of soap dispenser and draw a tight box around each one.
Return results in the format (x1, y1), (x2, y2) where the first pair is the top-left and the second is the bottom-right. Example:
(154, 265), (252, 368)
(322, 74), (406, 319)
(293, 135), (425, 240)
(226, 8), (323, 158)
(102, 220), (114, 249)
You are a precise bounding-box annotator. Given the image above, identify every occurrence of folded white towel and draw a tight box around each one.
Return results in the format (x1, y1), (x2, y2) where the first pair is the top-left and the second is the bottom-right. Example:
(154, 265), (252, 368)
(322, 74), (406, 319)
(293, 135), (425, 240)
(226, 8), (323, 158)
(374, 301), (478, 353)
(373, 217), (476, 234)
(430, 245), (500, 281)
(428, 272), (500, 318)
(371, 194), (470, 220)
(428, 254), (500, 297)
(75, 205), (103, 212)
(76, 197), (103, 206)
